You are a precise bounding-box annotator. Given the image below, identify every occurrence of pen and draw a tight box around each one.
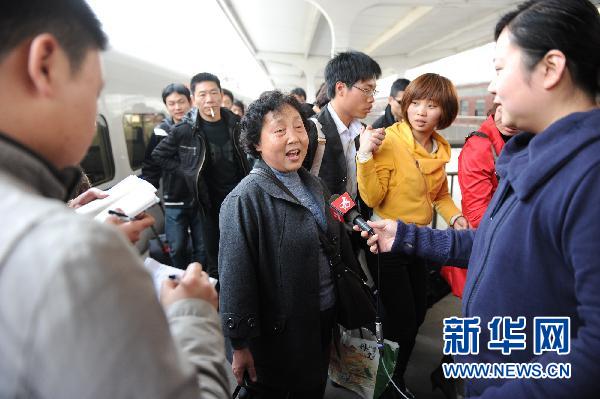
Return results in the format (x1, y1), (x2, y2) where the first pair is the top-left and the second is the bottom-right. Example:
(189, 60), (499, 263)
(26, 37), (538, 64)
(168, 274), (181, 283)
(107, 209), (135, 222)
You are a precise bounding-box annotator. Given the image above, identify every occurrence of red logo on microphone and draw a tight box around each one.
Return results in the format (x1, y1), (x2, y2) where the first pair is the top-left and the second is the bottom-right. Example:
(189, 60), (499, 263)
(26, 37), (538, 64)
(329, 192), (356, 222)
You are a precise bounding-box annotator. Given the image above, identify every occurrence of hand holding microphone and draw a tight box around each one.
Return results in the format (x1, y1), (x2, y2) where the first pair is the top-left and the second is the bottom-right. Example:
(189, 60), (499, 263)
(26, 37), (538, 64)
(353, 220), (398, 254)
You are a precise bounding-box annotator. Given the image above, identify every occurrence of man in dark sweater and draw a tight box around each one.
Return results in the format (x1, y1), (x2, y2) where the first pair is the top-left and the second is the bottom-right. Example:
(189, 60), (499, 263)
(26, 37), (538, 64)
(372, 78), (410, 129)
(152, 73), (250, 277)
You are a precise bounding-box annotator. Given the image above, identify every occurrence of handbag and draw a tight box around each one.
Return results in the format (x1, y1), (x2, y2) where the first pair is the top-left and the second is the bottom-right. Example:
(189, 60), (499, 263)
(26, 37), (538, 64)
(250, 168), (376, 330)
(232, 373), (265, 399)
(316, 229), (376, 329)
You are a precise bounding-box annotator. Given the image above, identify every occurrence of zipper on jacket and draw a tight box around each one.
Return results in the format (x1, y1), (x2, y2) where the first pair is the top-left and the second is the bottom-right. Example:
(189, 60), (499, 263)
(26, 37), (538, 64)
(488, 181), (512, 221)
(195, 129), (207, 208)
(415, 160), (434, 222)
(464, 192), (517, 316)
(231, 126), (249, 174)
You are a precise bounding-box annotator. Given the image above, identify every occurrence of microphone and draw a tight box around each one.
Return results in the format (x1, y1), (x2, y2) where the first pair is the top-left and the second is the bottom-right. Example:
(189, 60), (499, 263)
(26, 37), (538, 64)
(329, 192), (374, 236)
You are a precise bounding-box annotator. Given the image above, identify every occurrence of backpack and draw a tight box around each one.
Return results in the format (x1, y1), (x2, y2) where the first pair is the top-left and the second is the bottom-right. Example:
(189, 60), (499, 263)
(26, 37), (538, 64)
(308, 117), (326, 176)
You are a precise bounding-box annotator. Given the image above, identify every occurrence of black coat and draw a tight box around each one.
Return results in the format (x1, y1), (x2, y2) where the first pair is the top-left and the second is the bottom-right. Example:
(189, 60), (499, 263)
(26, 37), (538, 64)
(151, 108), (250, 212)
(303, 106), (360, 196)
(141, 118), (194, 206)
(372, 104), (397, 129)
(303, 106), (372, 218)
(218, 161), (360, 389)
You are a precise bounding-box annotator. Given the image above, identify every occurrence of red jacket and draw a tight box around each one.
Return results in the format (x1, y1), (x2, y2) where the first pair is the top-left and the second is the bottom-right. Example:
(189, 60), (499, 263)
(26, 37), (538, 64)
(458, 115), (506, 228)
(442, 116), (505, 298)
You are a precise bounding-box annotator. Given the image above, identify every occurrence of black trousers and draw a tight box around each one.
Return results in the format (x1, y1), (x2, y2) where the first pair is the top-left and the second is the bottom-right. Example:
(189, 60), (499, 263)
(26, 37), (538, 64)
(201, 209), (220, 279)
(368, 251), (428, 381)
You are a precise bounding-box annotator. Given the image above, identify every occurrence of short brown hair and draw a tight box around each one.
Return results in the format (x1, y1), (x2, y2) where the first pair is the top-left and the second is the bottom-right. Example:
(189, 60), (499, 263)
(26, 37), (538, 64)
(401, 73), (458, 130)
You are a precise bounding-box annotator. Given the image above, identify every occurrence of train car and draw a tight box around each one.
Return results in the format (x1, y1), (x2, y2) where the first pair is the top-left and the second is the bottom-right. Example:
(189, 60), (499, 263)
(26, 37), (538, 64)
(80, 50), (189, 253)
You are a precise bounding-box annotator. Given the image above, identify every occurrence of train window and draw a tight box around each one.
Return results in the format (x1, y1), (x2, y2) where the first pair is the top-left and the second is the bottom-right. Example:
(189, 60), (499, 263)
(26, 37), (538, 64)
(475, 100), (485, 117)
(123, 113), (166, 170)
(460, 99), (469, 116)
(80, 114), (115, 186)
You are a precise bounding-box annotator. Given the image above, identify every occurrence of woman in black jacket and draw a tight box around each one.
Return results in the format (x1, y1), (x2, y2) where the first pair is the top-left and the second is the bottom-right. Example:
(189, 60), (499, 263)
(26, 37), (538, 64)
(218, 91), (361, 398)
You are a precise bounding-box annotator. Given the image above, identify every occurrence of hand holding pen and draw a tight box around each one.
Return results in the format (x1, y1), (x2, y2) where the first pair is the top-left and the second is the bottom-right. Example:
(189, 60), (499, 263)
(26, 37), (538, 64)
(106, 209), (155, 244)
(160, 262), (219, 310)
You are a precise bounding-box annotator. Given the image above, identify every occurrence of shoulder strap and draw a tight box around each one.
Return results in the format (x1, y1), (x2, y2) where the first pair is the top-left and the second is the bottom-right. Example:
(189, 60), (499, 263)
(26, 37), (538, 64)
(250, 168), (301, 206)
(249, 168), (339, 262)
(309, 117), (326, 176)
(465, 131), (498, 163)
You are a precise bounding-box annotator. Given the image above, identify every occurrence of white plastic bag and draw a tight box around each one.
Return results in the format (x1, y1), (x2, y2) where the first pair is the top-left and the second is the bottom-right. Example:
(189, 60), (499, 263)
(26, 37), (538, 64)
(329, 326), (399, 399)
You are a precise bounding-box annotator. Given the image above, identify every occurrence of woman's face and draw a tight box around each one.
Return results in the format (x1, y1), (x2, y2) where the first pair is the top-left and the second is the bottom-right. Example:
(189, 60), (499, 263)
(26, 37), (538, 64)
(494, 105), (519, 136)
(256, 104), (308, 173)
(489, 29), (543, 133)
(407, 98), (442, 136)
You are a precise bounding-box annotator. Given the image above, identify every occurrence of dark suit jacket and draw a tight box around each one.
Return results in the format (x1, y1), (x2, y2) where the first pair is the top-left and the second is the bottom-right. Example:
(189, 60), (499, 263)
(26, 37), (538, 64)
(303, 107), (373, 220)
(303, 106), (361, 196)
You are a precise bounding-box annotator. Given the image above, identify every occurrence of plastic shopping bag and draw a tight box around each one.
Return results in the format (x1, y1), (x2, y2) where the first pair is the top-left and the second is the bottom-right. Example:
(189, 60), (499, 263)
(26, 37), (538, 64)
(329, 326), (399, 399)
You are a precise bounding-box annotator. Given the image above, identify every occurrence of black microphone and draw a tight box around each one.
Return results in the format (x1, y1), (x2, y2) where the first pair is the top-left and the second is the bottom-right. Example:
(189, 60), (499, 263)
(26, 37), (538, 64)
(329, 192), (374, 236)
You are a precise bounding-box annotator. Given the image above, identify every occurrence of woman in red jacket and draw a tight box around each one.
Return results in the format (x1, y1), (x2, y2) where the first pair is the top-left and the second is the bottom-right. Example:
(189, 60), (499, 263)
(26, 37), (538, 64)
(445, 104), (518, 298)
(458, 104), (518, 228)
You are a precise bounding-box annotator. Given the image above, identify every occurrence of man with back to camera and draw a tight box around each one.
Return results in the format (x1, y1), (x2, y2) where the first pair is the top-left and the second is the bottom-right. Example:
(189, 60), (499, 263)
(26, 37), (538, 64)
(221, 88), (234, 109)
(153, 73), (250, 279)
(0, 1), (230, 397)
(372, 78), (411, 129)
(142, 83), (208, 269)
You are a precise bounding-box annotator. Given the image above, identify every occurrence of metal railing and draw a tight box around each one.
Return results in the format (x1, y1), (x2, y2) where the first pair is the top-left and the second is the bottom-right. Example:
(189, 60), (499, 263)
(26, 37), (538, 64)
(432, 171), (459, 230)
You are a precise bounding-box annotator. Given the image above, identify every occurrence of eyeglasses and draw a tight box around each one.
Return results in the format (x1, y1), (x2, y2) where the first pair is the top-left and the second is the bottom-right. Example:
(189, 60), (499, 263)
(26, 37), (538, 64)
(352, 85), (378, 98)
(393, 97), (403, 105)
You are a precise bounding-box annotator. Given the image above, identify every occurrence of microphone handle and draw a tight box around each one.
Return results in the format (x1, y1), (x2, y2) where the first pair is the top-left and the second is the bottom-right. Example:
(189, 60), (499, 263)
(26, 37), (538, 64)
(354, 216), (374, 236)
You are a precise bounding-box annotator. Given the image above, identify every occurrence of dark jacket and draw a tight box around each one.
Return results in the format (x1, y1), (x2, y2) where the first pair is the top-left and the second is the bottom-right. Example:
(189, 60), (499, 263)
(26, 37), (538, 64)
(300, 102), (316, 119)
(303, 106), (360, 196)
(218, 160), (361, 389)
(151, 108), (250, 213)
(303, 106), (372, 219)
(372, 104), (397, 129)
(141, 117), (194, 206)
(393, 109), (600, 398)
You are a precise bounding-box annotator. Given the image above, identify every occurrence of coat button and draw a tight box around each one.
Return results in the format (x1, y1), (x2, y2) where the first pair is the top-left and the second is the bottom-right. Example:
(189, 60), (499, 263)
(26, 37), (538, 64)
(226, 318), (236, 329)
(273, 322), (280, 332)
(404, 242), (413, 249)
(247, 317), (256, 328)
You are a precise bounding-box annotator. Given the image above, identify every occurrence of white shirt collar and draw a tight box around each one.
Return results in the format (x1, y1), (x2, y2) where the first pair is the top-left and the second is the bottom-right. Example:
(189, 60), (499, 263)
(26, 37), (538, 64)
(327, 103), (362, 139)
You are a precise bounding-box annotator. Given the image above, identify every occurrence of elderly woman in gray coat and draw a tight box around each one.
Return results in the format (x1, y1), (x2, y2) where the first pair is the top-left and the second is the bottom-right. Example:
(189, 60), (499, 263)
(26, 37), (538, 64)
(218, 91), (360, 398)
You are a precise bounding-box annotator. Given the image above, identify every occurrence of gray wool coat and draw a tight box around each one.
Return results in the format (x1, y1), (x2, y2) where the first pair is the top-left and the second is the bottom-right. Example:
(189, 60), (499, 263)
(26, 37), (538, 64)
(218, 160), (360, 389)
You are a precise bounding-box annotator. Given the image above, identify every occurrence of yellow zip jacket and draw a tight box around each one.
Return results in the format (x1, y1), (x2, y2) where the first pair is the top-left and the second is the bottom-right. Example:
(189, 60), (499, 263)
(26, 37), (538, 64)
(357, 121), (460, 226)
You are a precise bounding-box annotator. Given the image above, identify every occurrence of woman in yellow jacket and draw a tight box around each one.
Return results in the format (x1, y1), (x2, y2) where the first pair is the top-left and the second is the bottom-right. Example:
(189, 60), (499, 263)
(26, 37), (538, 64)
(357, 73), (467, 398)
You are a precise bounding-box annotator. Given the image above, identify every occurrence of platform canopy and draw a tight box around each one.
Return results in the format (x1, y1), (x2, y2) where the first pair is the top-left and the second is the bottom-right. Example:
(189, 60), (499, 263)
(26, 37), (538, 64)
(215, 0), (531, 98)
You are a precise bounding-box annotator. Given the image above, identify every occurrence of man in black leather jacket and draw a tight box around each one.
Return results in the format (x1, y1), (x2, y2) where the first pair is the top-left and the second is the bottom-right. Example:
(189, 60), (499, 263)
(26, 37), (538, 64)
(152, 73), (250, 277)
